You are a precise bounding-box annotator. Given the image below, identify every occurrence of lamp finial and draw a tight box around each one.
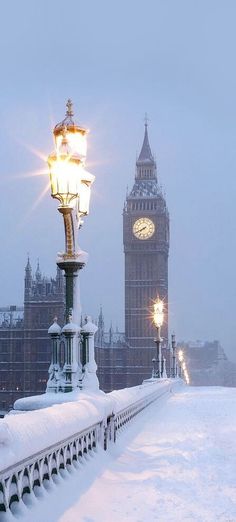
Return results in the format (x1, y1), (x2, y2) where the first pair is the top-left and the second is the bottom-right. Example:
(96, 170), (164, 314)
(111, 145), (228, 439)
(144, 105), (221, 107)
(66, 99), (74, 117)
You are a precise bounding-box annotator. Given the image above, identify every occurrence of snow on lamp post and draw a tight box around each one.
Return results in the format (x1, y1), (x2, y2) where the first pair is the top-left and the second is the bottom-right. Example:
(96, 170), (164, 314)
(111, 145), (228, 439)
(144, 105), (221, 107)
(80, 316), (99, 391)
(153, 298), (164, 378)
(47, 100), (95, 393)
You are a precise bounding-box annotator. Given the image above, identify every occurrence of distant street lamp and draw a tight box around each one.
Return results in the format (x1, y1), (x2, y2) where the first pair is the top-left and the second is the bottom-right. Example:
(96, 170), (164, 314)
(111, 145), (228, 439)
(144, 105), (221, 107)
(171, 333), (176, 378)
(153, 298), (164, 378)
(152, 357), (156, 378)
(177, 350), (190, 384)
(47, 100), (96, 393)
(178, 349), (184, 378)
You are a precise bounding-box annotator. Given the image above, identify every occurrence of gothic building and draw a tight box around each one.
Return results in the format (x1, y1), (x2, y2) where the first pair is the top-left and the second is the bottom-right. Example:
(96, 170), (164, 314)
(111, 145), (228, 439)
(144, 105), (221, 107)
(95, 307), (127, 391)
(0, 261), (64, 412)
(24, 258), (64, 329)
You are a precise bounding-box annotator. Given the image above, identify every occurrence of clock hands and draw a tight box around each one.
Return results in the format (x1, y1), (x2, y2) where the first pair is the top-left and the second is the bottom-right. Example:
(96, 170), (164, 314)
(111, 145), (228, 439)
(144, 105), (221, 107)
(139, 226), (147, 233)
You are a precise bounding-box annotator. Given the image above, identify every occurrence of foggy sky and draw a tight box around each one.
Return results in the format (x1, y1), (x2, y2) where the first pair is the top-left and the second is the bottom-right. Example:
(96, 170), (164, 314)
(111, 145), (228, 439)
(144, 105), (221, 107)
(0, 0), (236, 361)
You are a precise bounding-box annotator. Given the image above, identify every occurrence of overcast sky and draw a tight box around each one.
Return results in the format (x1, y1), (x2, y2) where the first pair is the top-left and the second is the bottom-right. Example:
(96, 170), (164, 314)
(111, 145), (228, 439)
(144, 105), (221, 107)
(0, 0), (236, 361)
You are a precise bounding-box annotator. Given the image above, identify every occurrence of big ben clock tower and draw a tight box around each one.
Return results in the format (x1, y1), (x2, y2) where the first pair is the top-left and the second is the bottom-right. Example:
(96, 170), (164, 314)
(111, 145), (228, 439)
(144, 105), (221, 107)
(123, 121), (169, 386)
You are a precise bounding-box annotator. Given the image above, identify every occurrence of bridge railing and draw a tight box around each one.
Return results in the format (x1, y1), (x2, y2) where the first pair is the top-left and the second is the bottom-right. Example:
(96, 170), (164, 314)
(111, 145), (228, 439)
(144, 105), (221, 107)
(0, 379), (174, 515)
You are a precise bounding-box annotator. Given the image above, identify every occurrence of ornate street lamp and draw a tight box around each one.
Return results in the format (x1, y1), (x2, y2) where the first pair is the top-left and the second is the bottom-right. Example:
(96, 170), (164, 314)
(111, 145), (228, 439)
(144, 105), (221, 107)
(48, 99), (95, 323)
(47, 100), (96, 393)
(171, 333), (176, 378)
(153, 298), (164, 378)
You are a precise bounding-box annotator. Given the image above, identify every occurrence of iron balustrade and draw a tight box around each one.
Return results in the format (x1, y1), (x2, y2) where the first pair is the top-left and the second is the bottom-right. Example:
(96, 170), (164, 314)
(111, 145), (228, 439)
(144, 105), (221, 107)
(114, 385), (169, 432)
(0, 381), (172, 515)
(0, 421), (102, 514)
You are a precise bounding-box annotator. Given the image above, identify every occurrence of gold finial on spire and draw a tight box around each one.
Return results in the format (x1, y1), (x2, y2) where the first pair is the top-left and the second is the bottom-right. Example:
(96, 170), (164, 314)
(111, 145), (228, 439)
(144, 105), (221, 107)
(66, 99), (74, 117)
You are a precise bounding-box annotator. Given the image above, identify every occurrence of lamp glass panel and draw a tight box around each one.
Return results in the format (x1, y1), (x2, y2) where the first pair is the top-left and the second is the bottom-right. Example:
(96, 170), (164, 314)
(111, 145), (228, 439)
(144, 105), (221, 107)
(78, 182), (91, 215)
(49, 157), (80, 203)
(55, 131), (87, 159)
(153, 301), (164, 328)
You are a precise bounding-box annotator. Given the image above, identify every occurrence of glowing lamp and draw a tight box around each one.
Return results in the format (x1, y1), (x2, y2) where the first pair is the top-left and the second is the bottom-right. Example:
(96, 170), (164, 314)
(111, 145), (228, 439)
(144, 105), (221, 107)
(178, 350), (184, 362)
(53, 99), (88, 161)
(48, 100), (91, 209)
(153, 298), (164, 329)
(77, 170), (95, 216)
(48, 131), (82, 207)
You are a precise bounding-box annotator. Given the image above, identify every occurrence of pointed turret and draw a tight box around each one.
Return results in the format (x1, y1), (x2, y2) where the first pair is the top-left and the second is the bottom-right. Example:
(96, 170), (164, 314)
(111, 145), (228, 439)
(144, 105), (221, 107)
(136, 121), (155, 165)
(24, 256), (32, 301)
(25, 255), (32, 274)
(109, 321), (113, 346)
(35, 259), (41, 281)
(135, 120), (156, 182)
(96, 306), (105, 347)
(56, 266), (64, 293)
(98, 306), (104, 331)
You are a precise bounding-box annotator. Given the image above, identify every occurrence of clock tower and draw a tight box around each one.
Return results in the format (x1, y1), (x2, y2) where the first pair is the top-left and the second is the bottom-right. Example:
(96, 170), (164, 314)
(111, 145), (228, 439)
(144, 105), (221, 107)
(123, 122), (169, 385)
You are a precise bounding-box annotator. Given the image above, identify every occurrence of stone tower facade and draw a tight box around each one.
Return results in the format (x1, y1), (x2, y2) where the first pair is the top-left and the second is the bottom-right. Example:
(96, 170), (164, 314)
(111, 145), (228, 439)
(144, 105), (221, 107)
(24, 259), (64, 329)
(0, 261), (65, 412)
(123, 123), (169, 385)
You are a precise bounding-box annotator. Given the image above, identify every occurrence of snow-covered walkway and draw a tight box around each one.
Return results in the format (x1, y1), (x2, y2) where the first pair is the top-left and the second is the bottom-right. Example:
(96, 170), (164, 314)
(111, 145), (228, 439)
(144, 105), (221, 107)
(12, 386), (236, 522)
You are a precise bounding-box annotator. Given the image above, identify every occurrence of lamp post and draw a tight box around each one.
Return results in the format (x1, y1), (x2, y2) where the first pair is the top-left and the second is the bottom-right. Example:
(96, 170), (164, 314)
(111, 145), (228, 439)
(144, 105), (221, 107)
(153, 298), (164, 378)
(152, 357), (156, 378)
(48, 100), (94, 324)
(47, 100), (95, 393)
(178, 349), (186, 379)
(171, 333), (176, 378)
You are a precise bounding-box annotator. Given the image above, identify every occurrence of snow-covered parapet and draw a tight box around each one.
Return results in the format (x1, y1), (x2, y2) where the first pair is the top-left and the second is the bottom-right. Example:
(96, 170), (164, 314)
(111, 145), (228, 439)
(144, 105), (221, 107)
(47, 318), (62, 393)
(1, 391), (111, 471)
(61, 317), (81, 392)
(109, 378), (172, 413)
(46, 313), (100, 396)
(2, 380), (174, 470)
(0, 379), (174, 514)
(48, 318), (62, 335)
(80, 316), (99, 391)
(0, 423), (12, 447)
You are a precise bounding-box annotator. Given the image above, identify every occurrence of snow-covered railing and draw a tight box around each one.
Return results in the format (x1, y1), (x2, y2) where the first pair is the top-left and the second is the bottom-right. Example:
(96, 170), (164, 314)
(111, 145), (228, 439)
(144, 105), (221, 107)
(113, 382), (170, 433)
(0, 380), (173, 515)
(0, 421), (102, 515)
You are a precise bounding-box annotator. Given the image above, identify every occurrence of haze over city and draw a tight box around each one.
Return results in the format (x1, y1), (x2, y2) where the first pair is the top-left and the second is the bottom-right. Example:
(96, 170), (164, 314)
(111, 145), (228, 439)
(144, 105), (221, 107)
(0, 0), (235, 361)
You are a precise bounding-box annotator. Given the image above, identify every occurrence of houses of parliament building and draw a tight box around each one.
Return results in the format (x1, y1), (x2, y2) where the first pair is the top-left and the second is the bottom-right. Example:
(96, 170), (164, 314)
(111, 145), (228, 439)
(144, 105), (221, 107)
(0, 123), (170, 412)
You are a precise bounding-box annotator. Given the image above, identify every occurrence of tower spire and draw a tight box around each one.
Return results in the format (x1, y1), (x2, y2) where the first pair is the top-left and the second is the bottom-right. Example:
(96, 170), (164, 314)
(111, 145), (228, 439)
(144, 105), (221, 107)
(97, 306), (105, 348)
(24, 255), (32, 301)
(137, 117), (154, 164)
(25, 254), (31, 272)
(35, 259), (41, 281)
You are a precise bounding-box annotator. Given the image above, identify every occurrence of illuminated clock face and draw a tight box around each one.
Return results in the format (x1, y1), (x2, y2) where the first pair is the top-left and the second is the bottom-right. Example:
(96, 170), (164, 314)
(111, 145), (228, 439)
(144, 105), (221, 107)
(133, 217), (155, 240)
